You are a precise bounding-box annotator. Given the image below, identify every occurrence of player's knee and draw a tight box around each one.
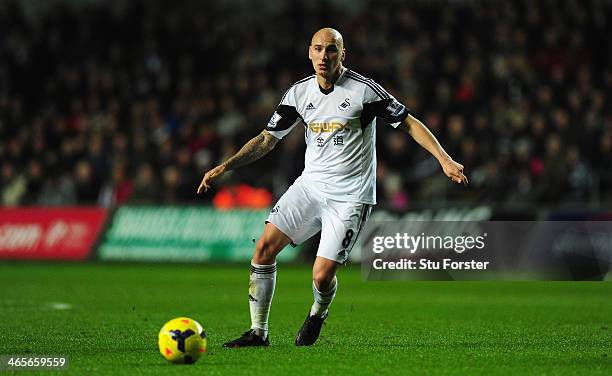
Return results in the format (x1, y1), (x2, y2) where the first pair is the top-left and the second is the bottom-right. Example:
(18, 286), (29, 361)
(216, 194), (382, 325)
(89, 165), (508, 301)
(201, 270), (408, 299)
(253, 238), (279, 264)
(313, 270), (335, 291)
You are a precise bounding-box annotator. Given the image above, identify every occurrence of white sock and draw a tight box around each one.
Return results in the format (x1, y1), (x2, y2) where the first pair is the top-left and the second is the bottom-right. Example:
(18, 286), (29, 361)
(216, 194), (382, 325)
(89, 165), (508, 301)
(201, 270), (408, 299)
(249, 262), (276, 339)
(309, 277), (337, 318)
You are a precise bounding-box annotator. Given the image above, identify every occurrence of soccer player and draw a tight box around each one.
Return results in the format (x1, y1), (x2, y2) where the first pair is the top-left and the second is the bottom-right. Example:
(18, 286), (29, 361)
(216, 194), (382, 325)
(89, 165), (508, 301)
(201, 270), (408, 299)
(197, 28), (468, 347)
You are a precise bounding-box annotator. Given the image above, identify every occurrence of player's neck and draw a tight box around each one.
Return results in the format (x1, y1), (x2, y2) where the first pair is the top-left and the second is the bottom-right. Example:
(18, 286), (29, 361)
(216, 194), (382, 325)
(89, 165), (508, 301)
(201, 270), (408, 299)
(317, 66), (345, 90)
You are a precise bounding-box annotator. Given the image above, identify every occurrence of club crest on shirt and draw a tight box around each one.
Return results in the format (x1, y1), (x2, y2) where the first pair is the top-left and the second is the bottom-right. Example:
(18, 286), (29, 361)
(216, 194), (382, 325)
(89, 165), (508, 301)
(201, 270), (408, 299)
(386, 100), (405, 117)
(338, 98), (351, 111)
(268, 112), (282, 128)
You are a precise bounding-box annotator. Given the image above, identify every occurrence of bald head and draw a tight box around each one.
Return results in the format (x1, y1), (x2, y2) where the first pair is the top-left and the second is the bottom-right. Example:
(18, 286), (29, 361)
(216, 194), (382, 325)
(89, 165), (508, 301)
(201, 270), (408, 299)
(309, 28), (346, 81)
(311, 28), (344, 50)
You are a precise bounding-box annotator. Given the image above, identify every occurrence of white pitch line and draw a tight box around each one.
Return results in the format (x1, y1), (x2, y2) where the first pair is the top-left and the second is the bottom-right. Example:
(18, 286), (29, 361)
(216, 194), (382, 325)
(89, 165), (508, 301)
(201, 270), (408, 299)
(49, 302), (72, 310)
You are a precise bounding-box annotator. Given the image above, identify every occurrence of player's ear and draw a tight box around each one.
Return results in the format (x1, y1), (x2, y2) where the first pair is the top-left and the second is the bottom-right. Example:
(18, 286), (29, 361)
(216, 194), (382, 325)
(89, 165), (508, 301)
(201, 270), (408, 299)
(308, 45), (313, 60)
(341, 48), (346, 62)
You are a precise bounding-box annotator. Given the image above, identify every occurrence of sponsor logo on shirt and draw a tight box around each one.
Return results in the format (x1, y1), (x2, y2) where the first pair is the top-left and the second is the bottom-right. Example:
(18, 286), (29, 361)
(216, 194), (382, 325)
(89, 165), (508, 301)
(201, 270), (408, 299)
(308, 121), (346, 133)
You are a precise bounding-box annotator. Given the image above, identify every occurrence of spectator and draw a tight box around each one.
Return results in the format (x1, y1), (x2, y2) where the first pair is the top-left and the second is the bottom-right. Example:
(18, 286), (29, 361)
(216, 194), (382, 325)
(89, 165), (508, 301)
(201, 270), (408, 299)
(74, 160), (100, 204)
(130, 163), (159, 203)
(1, 162), (26, 206)
(37, 172), (76, 206)
(98, 163), (133, 207)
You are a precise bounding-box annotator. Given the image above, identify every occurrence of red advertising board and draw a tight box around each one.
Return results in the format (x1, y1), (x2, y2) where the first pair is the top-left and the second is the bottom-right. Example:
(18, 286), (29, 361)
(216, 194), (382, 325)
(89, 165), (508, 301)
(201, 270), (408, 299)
(0, 207), (107, 260)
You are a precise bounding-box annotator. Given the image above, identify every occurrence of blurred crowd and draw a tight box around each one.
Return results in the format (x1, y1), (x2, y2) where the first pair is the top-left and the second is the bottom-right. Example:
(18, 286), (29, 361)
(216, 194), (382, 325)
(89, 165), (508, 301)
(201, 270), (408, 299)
(0, 0), (610, 210)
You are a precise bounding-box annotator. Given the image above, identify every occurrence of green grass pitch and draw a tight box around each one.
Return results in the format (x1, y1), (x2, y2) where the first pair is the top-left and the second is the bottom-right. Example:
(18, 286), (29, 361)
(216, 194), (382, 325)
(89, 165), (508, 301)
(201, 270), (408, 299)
(0, 263), (610, 375)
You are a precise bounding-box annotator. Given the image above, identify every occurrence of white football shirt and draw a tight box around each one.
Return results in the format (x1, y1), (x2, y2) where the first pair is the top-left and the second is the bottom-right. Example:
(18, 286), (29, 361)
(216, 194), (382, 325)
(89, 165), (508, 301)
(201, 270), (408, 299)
(266, 68), (409, 204)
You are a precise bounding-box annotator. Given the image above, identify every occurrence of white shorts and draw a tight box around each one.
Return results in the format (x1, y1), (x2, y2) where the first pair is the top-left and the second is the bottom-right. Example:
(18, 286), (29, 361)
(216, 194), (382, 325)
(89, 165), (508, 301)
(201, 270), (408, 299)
(266, 178), (372, 264)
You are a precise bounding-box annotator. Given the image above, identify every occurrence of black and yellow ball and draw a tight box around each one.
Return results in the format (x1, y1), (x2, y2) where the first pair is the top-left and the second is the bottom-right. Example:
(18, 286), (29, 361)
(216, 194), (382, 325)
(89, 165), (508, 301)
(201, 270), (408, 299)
(158, 317), (207, 364)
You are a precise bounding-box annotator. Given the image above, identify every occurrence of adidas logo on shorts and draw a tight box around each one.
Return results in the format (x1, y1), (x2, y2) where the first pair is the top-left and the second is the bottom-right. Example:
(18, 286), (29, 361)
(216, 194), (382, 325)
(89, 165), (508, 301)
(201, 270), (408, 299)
(306, 103), (316, 110)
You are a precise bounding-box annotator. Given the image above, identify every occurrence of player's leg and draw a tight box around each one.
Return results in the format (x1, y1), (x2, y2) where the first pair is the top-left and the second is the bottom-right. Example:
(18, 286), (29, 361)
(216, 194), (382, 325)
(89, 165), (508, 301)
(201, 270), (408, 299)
(224, 179), (321, 348)
(222, 223), (291, 348)
(311, 256), (340, 317)
(295, 201), (371, 346)
(295, 256), (340, 346)
(248, 223), (292, 339)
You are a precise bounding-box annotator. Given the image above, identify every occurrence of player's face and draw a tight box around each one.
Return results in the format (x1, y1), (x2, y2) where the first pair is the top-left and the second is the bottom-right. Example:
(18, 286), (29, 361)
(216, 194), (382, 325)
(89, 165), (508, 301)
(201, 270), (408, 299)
(309, 36), (345, 78)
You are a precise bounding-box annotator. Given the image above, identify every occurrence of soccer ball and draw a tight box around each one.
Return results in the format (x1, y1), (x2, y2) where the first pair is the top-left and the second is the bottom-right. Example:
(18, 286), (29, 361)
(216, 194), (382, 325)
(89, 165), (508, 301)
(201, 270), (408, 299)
(158, 317), (207, 364)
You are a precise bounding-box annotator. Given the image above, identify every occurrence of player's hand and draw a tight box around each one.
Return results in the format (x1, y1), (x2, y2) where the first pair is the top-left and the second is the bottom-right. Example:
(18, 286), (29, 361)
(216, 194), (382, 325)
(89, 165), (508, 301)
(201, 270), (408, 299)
(197, 164), (227, 194)
(440, 158), (468, 186)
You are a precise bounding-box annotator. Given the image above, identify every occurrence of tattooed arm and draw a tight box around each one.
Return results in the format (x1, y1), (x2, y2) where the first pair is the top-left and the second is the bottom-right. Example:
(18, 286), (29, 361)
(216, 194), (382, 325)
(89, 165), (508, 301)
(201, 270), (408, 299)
(197, 130), (280, 193)
(222, 130), (279, 170)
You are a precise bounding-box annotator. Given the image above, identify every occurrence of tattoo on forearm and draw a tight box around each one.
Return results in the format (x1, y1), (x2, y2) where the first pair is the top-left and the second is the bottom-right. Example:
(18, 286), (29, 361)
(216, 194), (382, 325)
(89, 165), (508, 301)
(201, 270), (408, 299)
(222, 131), (278, 170)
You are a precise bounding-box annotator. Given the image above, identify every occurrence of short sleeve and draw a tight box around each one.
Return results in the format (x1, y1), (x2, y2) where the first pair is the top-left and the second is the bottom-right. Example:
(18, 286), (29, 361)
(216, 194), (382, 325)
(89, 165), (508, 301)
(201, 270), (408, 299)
(362, 79), (410, 128)
(265, 86), (303, 139)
